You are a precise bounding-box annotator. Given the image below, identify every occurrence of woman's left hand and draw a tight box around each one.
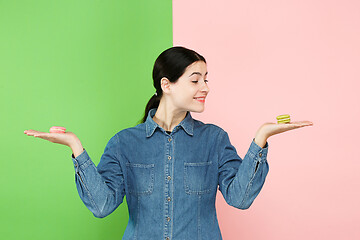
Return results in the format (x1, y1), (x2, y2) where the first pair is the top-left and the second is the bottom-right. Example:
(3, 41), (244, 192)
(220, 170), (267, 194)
(258, 121), (314, 139)
(254, 121), (313, 148)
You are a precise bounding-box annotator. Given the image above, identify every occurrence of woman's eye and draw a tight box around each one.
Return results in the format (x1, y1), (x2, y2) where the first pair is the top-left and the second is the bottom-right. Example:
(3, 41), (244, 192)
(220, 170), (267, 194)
(192, 80), (209, 83)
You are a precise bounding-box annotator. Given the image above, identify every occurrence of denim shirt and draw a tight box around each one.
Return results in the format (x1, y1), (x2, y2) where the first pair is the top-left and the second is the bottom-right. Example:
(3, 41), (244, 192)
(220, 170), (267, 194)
(71, 108), (269, 240)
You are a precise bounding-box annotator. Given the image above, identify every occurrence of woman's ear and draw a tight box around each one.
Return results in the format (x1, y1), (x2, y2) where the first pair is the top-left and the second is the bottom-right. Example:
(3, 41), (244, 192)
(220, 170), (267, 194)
(160, 77), (171, 93)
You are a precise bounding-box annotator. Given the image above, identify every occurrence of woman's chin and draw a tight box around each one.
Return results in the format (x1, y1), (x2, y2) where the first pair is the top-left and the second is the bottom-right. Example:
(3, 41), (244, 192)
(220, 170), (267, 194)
(189, 105), (205, 113)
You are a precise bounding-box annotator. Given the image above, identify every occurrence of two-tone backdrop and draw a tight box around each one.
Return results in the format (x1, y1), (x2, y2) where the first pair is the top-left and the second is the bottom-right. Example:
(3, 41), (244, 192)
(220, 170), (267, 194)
(1, 0), (359, 239)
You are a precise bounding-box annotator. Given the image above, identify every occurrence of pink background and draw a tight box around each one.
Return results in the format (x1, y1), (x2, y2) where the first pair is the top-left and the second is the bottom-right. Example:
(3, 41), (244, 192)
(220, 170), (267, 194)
(173, 0), (360, 239)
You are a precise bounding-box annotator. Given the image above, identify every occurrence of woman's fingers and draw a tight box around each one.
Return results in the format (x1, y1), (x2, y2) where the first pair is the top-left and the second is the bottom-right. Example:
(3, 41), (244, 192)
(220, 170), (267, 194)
(33, 132), (51, 139)
(283, 121), (313, 130)
(287, 121), (313, 127)
(24, 129), (77, 147)
(24, 130), (52, 139)
(260, 120), (314, 138)
(277, 121), (313, 131)
(24, 129), (46, 136)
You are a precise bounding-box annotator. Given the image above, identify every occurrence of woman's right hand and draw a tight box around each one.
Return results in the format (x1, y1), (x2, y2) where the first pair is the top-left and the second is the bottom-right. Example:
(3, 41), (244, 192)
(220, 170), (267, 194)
(24, 129), (79, 147)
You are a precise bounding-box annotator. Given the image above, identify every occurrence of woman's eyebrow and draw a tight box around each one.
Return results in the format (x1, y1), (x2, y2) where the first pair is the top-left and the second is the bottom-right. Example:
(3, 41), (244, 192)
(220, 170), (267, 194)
(189, 72), (208, 77)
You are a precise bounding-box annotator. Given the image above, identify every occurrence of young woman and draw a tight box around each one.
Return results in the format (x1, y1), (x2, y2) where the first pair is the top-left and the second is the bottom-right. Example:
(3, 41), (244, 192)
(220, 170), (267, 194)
(24, 46), (313, 239)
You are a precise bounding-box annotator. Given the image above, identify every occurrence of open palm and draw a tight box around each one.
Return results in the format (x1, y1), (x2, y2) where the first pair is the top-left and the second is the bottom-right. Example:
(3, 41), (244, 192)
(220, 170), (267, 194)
(258, 121), (314, 138)
(24, 129), (77, 147)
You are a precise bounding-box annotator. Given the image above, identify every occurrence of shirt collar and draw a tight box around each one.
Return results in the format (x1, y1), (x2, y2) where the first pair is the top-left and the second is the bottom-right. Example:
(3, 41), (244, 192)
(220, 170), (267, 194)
(145, 108), (194, 137)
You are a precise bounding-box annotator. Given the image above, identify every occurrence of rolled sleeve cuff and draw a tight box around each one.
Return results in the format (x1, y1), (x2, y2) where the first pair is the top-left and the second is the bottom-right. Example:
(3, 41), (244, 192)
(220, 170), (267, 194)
(71, 148), (92, 169)
(250, 138), (269, 163)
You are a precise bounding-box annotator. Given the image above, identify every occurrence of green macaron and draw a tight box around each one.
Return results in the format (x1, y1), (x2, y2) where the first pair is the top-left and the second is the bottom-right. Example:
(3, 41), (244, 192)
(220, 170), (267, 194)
(276, 114), (291, 124)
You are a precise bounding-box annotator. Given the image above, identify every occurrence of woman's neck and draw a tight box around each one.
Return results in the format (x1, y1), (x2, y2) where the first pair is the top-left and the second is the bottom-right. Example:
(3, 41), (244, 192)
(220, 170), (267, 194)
(152, 100), (187, 132)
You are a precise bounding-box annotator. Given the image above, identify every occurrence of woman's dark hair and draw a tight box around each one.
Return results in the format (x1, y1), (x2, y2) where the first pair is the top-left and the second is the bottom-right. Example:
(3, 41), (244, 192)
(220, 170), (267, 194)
(139, 46), (206, 124)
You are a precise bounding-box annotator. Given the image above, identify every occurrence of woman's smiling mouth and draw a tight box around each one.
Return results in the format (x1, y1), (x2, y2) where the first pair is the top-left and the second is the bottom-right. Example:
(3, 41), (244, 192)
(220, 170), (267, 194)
(194, 97), (206, 102)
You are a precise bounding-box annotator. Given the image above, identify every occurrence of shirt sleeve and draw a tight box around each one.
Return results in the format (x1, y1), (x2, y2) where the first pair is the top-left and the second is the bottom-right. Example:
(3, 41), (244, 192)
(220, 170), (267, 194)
(217, 130), (269, 209)
(71, 134), (126, 218)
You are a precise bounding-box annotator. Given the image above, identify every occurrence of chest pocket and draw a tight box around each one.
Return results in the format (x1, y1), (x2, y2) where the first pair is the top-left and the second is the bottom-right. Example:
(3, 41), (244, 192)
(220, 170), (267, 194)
(125, 163), (155, 196)
(184, 161), (213, 195)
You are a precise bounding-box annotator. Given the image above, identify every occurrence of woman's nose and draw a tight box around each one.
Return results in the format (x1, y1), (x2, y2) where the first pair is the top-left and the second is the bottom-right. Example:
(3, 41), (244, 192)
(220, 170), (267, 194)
(201, 82), (209, 93)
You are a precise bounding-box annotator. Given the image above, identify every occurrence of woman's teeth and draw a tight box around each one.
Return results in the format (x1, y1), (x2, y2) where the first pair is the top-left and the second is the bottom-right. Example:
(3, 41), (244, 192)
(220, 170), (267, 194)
(194, 97), (205, 102)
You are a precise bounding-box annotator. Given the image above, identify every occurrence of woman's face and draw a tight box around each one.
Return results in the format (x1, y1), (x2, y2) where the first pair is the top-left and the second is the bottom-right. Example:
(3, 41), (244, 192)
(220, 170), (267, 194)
(166, 61), (209, 113)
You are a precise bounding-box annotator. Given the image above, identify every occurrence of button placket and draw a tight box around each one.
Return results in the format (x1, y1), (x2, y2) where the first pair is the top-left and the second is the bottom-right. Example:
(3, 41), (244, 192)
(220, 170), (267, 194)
(164, 134), (173, 238)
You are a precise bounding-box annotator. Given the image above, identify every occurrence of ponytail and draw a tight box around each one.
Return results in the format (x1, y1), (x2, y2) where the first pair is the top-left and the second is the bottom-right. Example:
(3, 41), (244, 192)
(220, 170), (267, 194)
(140, 93), (161, 124)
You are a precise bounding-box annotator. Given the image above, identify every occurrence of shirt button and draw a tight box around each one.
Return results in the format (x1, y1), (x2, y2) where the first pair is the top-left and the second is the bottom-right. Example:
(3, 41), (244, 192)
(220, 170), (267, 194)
(167, 197), (171, 201)
(168, 156), (171, 160)
(259, 153), (262, 157)
(167, 176), (171, 181)
(167, 217), (171, 222)
(166, 237), (170, 240)
(168, 138), (172, 142)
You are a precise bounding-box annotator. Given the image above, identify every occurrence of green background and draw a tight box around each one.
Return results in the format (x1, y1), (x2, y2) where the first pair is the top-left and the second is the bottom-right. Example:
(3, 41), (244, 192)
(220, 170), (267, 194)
(0, 0), (172, 239)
